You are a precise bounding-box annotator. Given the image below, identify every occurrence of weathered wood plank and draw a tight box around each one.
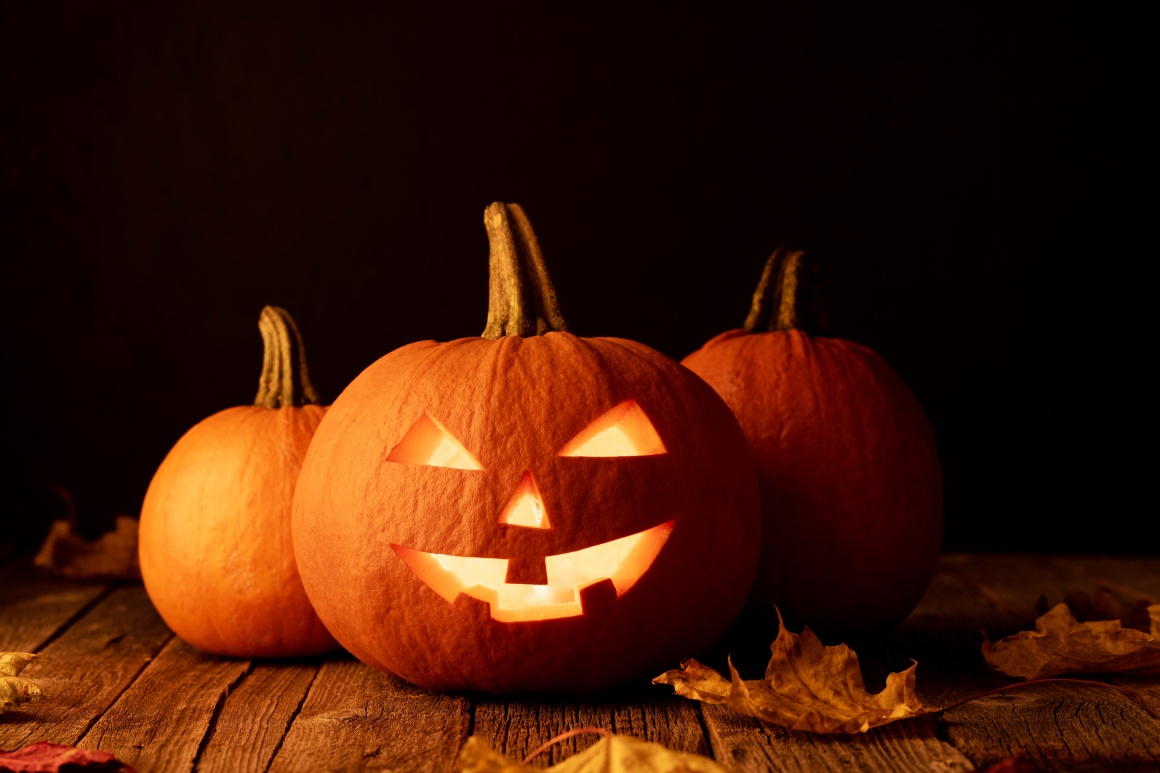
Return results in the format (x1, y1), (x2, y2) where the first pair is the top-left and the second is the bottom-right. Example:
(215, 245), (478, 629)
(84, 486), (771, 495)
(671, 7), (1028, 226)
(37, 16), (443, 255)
(473, 685), (710, 766)
(0, 559), (111, 653)
(0, 584), (172, 750)
(267, 659), (470, 773)
(77, 637), (251, 773)
(1038, 556), (1160, 723)
(930, 554), (1160, 770)
(940, 681), (1160, 771)
(197, 662), (319, 773)
(701, 707), (973, 773)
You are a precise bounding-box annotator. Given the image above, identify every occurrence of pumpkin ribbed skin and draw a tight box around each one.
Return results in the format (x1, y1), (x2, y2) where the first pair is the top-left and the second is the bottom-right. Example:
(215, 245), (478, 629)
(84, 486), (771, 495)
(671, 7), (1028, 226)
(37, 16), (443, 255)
(292, 332), (761, 694)
(140, 403), (338, 654)
(139, 404), (338, 657)
(683, 328), (943, 633)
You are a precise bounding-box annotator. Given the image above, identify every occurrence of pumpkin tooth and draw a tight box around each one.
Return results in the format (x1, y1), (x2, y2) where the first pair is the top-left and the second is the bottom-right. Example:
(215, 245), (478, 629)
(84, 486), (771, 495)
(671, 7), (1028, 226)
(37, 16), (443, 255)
(577, 577), (617, 616)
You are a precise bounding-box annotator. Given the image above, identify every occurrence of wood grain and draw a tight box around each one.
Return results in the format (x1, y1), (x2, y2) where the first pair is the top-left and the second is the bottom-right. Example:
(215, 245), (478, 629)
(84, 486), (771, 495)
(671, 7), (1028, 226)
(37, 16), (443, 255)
(267, 659), (471, 773)
(473, 685), (710, 766)
(5, 554), (1159, 771)
(77, 636), (251, 772)
(0, 584), (172, 750)
(940, 681), (1160, 771)
(938, 554), (1160, 770)
(0, 558), (111, 653)
(700, 706), (973, 773)
(197, 661), (319, 773)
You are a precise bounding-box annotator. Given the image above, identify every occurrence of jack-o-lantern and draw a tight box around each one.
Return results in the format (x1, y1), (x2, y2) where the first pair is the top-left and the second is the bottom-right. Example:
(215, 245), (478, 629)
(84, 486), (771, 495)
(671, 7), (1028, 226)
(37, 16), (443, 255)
(292, 203), (761, 694)
(683, 248), (943, 634)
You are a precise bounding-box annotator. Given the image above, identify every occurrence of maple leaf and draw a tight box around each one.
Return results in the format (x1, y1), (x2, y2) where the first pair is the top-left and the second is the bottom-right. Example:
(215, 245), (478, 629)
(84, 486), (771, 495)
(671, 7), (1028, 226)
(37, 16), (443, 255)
(0, 652), (42, 715)
(653, 610), (936, 734)
(456, 733), (726, 773)
(33, 514), (141, 581)
(0, 741), (137, 772)
(982, 602), (1160, 680)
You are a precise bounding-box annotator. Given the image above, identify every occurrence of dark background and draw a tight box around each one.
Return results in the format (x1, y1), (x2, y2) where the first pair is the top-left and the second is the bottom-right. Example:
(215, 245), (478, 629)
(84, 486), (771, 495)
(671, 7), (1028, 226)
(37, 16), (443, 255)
(1, 2), (1153, 555)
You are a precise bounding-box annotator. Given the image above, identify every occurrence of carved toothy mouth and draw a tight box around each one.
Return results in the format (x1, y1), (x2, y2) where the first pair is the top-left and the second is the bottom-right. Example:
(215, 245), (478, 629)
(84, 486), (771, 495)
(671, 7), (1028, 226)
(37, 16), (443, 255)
(391, 520), (675, 622)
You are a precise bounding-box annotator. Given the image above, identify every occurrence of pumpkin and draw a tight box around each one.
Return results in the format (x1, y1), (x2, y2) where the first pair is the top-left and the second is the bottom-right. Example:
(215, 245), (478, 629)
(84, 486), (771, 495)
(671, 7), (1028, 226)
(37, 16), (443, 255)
(682, 249), (943, 634)
(291, 203), (761, 694)
(139, 306), (338, 657)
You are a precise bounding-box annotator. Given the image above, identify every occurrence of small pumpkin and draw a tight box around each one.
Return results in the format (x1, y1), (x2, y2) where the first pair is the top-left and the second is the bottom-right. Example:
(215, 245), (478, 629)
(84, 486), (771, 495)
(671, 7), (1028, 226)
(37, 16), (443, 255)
(292, 203), (761, 694)
(683, 249), (943, 634)
(139, 306), (338, 657)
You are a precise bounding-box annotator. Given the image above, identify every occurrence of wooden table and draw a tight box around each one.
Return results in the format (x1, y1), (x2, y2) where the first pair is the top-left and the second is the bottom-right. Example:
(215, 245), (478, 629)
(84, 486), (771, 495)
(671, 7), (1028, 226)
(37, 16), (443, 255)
(2, 553), (1158, 772)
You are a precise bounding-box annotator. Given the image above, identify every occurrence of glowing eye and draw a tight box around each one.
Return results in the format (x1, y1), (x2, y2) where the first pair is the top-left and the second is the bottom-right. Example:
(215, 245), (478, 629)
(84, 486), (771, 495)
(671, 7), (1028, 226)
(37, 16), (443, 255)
(386, 414), (482, 470)
(558, 400), (667, 458)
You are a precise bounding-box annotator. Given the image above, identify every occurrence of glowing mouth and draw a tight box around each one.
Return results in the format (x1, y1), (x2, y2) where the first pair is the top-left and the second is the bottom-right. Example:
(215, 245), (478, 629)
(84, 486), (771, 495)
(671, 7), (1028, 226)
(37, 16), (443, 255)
(391, 520), (675, 622)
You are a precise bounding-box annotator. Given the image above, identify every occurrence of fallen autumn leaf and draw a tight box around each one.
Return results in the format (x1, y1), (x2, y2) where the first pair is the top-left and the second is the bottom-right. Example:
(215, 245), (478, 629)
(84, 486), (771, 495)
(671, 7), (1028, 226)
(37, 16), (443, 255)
(0, 741), (137, 773)
(33, 514), (141, 582)
(653, 610), (935, 734)
(982, 602), (1160, 679)
(456, 731), (726, 773)
(0, 652), (42, 715)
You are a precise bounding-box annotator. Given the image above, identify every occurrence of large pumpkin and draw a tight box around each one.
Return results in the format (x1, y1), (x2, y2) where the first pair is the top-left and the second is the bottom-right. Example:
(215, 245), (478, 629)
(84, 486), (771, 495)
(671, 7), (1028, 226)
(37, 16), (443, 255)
(683, 249), (943, 634)
(292, 203), (761, 694)
(139, 306), (338, 657)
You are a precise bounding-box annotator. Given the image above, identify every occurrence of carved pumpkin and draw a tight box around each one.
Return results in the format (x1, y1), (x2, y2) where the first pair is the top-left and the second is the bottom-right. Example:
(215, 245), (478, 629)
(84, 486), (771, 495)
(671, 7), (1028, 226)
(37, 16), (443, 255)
(292, 203), (761, 694)
(139, 306), (338, 657)
(683, 249), (943, 634)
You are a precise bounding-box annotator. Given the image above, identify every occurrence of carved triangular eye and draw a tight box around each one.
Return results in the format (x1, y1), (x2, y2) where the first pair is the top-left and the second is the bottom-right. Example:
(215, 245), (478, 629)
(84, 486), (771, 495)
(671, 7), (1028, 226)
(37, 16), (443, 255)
(558, 400), (667, 457)
(386, 414), (482, 470)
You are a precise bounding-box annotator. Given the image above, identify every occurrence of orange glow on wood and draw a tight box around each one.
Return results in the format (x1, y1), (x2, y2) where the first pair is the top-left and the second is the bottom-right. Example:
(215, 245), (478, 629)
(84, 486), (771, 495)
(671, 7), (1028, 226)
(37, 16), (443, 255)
(391, 520), (676, 622)
(558, 400), (666, 457)
(385, 414), (482, 470)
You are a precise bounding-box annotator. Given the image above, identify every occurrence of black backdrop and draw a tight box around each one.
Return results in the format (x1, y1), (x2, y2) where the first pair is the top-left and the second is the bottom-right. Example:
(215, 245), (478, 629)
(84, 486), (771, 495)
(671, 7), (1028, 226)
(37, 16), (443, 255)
(1, 2), (1153, 554)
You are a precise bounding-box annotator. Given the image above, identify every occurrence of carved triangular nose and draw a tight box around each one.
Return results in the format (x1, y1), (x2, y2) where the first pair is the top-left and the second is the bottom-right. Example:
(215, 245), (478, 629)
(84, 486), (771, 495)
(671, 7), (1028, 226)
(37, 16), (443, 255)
(497, 470), (550, 529)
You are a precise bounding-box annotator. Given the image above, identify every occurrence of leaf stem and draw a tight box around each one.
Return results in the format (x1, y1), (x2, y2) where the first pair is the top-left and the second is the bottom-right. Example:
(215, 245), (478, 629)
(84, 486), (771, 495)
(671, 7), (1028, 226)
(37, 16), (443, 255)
(521, 727), (612, 764)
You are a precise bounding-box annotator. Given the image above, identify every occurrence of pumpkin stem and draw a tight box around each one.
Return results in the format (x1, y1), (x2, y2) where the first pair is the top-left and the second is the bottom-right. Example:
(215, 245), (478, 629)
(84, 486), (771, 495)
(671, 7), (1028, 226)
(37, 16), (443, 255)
(254, 305), (320, 408)
(481, 202), (568, 339)
(742, 246), (828, 334)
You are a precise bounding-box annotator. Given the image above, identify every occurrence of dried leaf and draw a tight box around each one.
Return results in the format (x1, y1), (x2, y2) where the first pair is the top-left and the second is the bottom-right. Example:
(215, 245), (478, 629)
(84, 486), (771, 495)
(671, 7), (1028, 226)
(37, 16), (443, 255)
(456, 734), (726, 773)
(654, 611), (936, 734)
(983, 602), (1160, 679)
(33, 515), (141, 581)
(0, 652), (42, 714)
(0, 741), (137, 772)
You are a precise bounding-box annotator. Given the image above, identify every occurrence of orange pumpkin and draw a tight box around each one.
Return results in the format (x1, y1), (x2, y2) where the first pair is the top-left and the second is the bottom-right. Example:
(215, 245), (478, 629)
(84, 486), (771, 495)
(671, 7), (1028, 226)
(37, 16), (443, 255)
(292, 203), (761, 694)
(683, 249), (943, 634)
(139, 306), (338, 657)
